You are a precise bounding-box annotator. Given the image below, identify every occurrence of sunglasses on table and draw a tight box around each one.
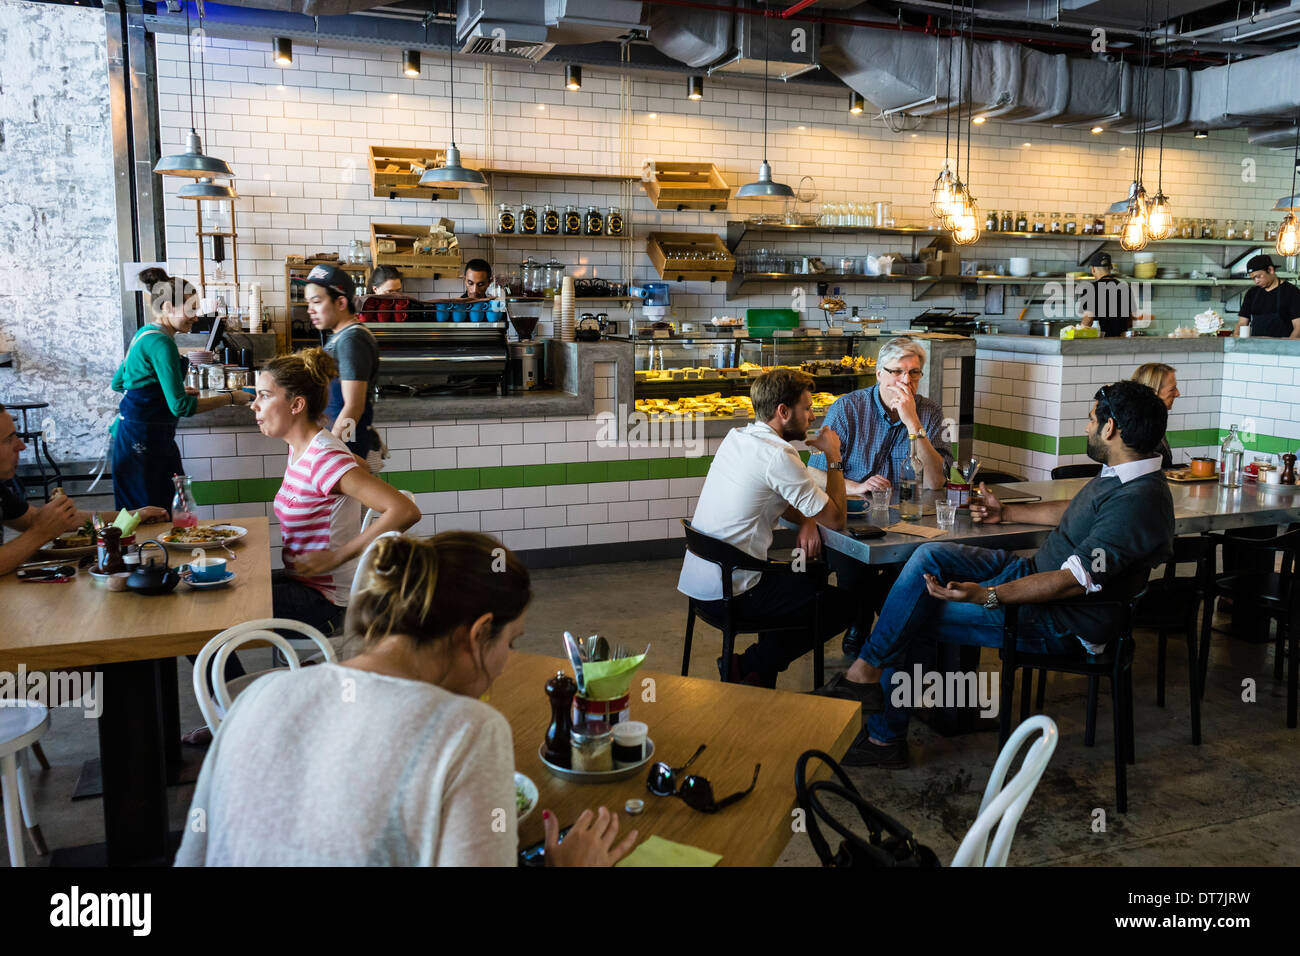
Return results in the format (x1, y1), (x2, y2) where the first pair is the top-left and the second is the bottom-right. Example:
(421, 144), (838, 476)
(646, 744), (762, 813)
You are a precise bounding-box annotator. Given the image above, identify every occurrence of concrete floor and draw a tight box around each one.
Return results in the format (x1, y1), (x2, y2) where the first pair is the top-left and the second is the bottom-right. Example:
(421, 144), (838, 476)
(5, 553), (1299, 867)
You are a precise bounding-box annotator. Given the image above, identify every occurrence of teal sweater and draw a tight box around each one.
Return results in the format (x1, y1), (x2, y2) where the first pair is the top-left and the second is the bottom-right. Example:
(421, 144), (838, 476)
(111, 326), (197, 419)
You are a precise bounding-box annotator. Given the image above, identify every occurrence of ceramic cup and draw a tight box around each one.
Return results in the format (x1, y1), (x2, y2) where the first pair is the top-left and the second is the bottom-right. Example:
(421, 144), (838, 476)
(846, 494), (867, 515)
(189, 556), (227, 583)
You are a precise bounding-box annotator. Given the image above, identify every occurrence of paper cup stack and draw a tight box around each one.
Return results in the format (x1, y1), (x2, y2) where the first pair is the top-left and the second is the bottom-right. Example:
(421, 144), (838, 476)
(559, 276), (576, 342)
(248, 283), (263, 333)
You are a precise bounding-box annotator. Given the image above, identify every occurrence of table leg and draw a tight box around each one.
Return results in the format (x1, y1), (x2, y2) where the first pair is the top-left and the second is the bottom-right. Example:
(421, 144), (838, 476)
(97, 658), (171, 865)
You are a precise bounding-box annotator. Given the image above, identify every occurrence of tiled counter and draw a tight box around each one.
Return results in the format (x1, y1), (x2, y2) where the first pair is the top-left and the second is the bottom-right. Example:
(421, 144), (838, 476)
(171, 334), (975, 567)
(974, 335), (1300, 480)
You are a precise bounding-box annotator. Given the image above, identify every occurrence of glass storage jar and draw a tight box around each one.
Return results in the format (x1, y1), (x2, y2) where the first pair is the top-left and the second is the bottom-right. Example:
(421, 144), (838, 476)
(563, 204), (582, 236)
(583, 205), (604, 236)
(497, 203), (515, 234)
(520, 203), (538, 235)
(542, 203), (560, 235)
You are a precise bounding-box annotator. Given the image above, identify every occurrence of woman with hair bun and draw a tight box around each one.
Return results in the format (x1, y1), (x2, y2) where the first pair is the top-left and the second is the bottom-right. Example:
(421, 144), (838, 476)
(254, 348), (419, 635)
(177, 532), (637, 867)
(110, 267), (253, 510)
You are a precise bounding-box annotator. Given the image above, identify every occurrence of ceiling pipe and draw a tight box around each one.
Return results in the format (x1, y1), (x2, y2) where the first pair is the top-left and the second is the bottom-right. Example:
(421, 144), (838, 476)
(781, 0), (821, 15)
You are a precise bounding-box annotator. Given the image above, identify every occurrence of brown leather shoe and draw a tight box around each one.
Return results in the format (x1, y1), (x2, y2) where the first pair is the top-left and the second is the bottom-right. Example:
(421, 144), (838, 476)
(181, 725), (213, 747)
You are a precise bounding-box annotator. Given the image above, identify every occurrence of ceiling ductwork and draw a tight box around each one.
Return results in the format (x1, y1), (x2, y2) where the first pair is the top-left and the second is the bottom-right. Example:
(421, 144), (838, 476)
(646, 0), (819, 78)
(456, 0), (643, 61)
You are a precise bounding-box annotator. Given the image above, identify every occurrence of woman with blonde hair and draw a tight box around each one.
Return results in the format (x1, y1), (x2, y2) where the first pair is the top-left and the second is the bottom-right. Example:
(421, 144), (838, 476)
(1131, 362), (1179, 469)
(254, 348), (420, 634)
(176, 533), (636, 866)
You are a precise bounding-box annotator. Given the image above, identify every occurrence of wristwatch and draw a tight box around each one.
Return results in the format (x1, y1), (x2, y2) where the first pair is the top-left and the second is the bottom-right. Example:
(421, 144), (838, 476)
(827, 460), (844, 471)
(983, 586), (1000, 610)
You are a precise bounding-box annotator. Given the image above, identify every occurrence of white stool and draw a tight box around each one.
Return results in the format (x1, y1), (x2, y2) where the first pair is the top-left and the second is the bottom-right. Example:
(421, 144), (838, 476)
(0, 703), (51, 867)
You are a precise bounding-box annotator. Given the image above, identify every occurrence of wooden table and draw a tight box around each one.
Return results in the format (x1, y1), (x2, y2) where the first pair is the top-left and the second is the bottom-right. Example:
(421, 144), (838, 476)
(818, 477), (1300, 566)
(0, 518), (273, 865)
(492, 653), (860, 867)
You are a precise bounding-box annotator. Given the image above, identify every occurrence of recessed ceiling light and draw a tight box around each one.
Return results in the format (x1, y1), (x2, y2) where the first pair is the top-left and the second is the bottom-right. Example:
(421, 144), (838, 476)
(565, 65), (582, 91)
(848, 91), (864, 114)
(1091, 126), (1104, 134)
(972, 116), (986, 125)
(537, 104), (546, 110)
(403, 50), (420, 78)
(273, 37), (292, 67)
(687, 76), (704, 101)
(911, 133), (918, 138)
(1194, 129), (1208, 139)
(648, 113), (657, 119)
(797, 125), (806, 131)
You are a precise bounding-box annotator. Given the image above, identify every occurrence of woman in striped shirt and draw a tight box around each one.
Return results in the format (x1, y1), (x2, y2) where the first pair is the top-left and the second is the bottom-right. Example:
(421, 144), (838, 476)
(253, 349), (420, 635)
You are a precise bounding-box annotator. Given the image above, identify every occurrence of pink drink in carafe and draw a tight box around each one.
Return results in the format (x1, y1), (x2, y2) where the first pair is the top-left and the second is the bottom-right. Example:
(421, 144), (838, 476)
(171, 474), (199, 528)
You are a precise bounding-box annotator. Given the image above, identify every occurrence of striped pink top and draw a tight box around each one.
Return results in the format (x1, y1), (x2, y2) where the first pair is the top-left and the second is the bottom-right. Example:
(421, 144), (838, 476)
(274, 429), (361, 605)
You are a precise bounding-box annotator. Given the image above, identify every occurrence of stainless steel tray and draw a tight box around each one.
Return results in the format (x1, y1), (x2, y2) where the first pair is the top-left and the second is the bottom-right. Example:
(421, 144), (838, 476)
(537, 739), (655, 784)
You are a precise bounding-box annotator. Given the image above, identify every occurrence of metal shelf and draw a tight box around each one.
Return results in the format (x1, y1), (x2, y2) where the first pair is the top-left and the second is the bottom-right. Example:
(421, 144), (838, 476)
(481, 168), (636, 182)
(477, 233), (629, 240)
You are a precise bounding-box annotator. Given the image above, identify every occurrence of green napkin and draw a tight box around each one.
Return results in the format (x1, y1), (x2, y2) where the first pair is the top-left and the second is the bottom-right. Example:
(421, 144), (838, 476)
(580, 655), (645, 701)
(949, 464), (964, 484)
(112, 508), (141, 536)
(616, 835), (722, 868)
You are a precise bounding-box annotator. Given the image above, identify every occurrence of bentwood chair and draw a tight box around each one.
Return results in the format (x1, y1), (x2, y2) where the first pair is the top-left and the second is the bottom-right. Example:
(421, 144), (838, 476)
(1050, 463), (1102, 480)
(1000, 592), (1143, 812)
(951, 715), (1059, 867)
(1205, 527), (1300, 728)
(193, 619), (336, 735)
(0, 702), (50, 866)
(679, 519), (827, 689)
(361, 490), (416, 532)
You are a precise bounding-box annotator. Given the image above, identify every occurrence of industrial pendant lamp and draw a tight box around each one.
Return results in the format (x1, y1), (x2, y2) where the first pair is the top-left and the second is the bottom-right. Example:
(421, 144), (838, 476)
(565, 65), (582, 91)
(950, 2), (980, 245)
(931, 5), (964, 225)
(155, 3), (234, 179)
(1144, 7), (1174, 240)
(419, 13), (486, 190)
(848, 90), (864, 114)
(688, 76), (704, 101)
(1271, 116), (1300, 257)
(736, 13), (793, 200)
(404, 50), (421, 78)
(274, 37), (293, 66)
(177, 177), (238, 200)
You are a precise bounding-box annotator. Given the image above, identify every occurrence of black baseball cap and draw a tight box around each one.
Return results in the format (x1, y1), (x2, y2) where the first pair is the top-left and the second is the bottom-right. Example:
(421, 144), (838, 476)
(305, 264), (356, 302)
(1089, 251), (1113, 269)
(1246, 254), (1275, 273)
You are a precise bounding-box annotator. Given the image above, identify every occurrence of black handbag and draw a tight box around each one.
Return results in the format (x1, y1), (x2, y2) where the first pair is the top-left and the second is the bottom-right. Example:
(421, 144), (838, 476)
(794, 750), (942, 868)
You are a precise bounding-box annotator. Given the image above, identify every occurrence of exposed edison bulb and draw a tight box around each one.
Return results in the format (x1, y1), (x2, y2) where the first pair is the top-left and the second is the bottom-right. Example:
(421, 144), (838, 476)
(952, 205), (981, 245)
(931, 166), (959, 218)
(1276, 213), (1300, 257)
(1120, 212), (1148, 251)
(1145, 193), (1172, 241)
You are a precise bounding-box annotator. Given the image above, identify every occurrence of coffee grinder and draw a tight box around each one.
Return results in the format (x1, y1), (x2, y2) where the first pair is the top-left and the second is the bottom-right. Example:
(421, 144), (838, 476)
(507, 313), (543, 392)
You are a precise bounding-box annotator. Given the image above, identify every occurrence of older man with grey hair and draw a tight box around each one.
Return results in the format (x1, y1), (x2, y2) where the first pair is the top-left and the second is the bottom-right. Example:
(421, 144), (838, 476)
(806, 336), (954, 656)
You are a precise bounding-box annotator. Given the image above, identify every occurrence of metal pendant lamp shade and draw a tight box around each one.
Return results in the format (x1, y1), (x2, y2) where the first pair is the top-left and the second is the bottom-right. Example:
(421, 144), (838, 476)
(155, 128), (234, 178)
(737, 160), (793, 200)
(177, 177), (238, 200)
(419, 144), (486, 189)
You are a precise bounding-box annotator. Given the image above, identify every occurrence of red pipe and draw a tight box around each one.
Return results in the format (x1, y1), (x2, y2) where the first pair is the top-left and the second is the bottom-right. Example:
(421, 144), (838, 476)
(781, 0), (820, 16)
(645, 0), (1226, 62)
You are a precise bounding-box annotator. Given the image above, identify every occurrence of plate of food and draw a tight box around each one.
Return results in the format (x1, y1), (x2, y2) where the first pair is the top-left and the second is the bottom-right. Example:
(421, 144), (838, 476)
(40, 520), (99, 558)
(514, 771), (539, 824)
(158, 525), (248, 549)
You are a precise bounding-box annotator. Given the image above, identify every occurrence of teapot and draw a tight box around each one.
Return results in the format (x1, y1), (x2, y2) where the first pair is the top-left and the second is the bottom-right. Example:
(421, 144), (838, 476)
(126, 540), (181, 595)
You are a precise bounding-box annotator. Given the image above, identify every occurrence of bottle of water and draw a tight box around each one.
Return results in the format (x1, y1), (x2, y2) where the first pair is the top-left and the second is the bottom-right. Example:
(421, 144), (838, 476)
(899, 433), (923, 520)
(1219, 425), (1244, 488)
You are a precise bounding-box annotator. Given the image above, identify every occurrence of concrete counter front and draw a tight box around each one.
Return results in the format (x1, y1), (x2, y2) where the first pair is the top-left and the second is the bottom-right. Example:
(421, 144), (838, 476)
(973, 334), (1300, 480)
(170, 335), (976, 567)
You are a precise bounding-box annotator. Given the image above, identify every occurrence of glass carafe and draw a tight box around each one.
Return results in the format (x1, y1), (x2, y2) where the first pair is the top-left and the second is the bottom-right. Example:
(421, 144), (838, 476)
(1219, 424), (1244, 488)
(171, 474), (198, 528)
(543, 258), (565, 298)
(521, 256), (542, 298)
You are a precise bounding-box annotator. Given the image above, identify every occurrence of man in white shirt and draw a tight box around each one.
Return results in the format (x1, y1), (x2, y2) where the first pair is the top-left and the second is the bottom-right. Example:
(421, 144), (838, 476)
(678, 368), (859, 686)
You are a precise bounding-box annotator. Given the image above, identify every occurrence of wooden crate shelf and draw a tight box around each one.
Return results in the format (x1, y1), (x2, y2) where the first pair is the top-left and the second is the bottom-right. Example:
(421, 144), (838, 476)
(369, 146), (460, 201)
(369, 222), (462, 278)
(646, 231), (736, 282)
(643, 162), (731, 211)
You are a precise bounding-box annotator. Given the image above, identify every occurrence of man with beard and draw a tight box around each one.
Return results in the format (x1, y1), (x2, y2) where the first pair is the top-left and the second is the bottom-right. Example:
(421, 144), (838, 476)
(813, 379), (1173, 768)
(678, 368), (859, 687)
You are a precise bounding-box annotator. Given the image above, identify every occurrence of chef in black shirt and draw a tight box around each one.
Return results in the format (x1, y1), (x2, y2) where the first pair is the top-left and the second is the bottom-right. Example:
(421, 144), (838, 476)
(1234, 254), (1300, 338)
(1078, 252), (1138, 337)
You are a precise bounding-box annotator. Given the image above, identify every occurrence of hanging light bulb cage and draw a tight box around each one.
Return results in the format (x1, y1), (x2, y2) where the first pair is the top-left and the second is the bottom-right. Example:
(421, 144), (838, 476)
(274, 37), (292, 66)
(1120, 210), (1149, 251)
(154, 128), (235, 178)
(930, 166), (955, 217)
(1275, 213), (1300, 257)
(403, 50), (421, 77)
(736, 160), (795, 200)
(565, 65), (582, 91)
(688, 76), (704, 100)
(1145, 192), (1172, 240)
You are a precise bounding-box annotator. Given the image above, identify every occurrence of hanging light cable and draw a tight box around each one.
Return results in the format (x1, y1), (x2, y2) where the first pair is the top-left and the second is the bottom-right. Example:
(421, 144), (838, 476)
(736, 8), (793, 200)
(420, 5), (486, 190)
(931, 6), (958, 221)
(952, 1), (980, 245)
(1120, 11), (1151, 251)
(178, 3), (237, 200)
(1145, 3), (1173, 240)
(1274, 115), (1300, 257)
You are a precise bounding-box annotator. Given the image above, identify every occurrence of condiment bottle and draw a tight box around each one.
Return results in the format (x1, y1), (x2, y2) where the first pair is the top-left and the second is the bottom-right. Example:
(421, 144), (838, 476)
(563, 204), (582, 236)
(570, 721), (613, 773)
(541, 203), (559, 235)
(497, 202), (515, 234)
(520, 203), (538, 235)
(1281, 453), (1298, 485)
(543, 671), (577, 769)
(584, 205), (604, 236)
(97, 526), (125, 574)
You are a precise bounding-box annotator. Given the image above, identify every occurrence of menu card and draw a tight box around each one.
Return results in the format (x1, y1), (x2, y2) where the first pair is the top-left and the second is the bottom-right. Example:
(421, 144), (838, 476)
(882, 522), (949, 539)
(616, 835), (722, 867)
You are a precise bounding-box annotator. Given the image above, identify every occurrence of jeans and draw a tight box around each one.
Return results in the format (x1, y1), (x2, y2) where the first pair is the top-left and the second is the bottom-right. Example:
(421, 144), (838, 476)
(828, 548), (900, 634)
(272, 570), (347, 637)
(696, 570), (858, 684)
(858, 542), (1082, 743)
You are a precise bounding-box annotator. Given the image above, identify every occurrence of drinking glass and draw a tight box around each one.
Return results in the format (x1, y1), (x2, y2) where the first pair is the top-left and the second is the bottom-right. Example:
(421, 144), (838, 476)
(935, 500), (958, 529)
(870, 489), (891, 512)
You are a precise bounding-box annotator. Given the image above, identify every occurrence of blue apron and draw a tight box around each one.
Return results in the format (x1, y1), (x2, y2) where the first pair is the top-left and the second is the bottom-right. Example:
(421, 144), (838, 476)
(110, 331), (185, 512)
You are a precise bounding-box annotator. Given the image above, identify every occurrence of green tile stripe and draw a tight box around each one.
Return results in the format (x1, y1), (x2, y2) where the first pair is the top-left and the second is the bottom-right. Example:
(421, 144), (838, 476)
(192, 455), (718, 505)
(973, 423), (1057, 455)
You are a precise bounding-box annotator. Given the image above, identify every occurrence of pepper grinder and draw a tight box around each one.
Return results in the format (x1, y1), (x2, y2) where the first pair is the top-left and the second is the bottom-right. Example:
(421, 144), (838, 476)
(543, 671), (577, 768)
(1281, 453), (1297, 485)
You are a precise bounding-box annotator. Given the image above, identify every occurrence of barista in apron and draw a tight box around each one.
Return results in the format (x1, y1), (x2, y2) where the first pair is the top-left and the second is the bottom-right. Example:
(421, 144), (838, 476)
(305, 265), (382, 466)
(1235, 254), (1300, 338)
(110, 268), (253, 511)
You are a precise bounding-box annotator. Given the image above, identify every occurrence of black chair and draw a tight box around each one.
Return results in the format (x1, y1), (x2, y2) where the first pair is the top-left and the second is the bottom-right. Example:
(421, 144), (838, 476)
(1000, 594), (1141, 812)
(1050, 463), (1102, 480)
(3, 401), (65, 501)
(1204, 527), (1300, 728)
(1132, 535), (1214, 744)
(680, 518), (826, 689)
(972, 470), (1025, 485)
